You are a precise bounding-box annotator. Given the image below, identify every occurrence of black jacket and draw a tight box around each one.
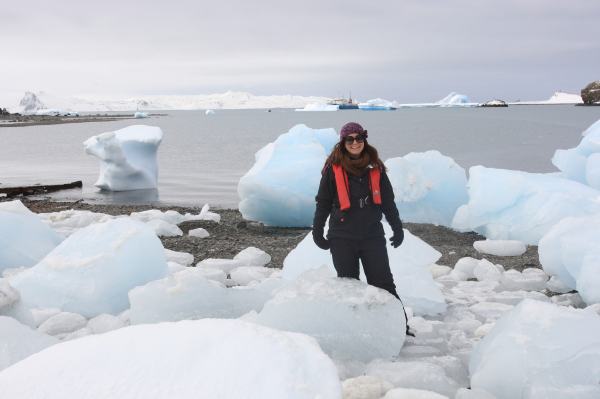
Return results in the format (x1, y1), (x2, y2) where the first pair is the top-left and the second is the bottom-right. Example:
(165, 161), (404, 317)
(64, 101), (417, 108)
(312, 164), (403, 240)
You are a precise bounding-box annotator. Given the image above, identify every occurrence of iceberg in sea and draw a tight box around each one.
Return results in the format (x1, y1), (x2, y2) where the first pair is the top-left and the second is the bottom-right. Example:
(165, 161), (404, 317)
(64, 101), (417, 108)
(282, 222), (446, 316)
(452, 166), (600, 244)
(0, 319), (342, 399)
(238, 124), (338, 227)
(539, 214), (600, 305)
(552, 118), (600, 189)
(83, 125), (163, 191)
(436, 92), (472, 106)
(386, 151), (468, 227)
(10, 218), (168, 317)
(470, 299), (600, 399)
(0, 200), (62, 272)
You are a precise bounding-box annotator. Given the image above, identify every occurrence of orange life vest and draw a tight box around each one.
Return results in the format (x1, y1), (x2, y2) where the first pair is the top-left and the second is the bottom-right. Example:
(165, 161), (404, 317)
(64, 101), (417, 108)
(332, 164), (382, 211)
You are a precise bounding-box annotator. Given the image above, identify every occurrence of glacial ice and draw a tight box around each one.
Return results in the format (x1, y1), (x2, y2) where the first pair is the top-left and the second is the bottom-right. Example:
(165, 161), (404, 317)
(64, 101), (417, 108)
(254, 268), (407, 362)
(385, 151), (468, 227)
(83, 125), (163, 191)
(0, 315), (58, 371)
(38, 311), (87, 337)
(0, 201), (62, 271)
(238, 124), (338, 227)
(452, 166), (600, 244)
(295, 103), (339, 111)
(473, 239), (526, 256)
(10, 218), (167, 317)
(282, 222), (446, 316)
(552, 118), (600, 189)
(469, 299), (600, 399)
(0, 319), (342, 399)
(539, 214), (600, 305)
(39, 209), (114, 237)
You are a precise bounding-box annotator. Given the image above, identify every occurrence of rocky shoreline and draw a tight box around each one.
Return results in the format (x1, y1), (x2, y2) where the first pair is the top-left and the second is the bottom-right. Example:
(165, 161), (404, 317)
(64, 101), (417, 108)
(17, 198), (541, 271)
(0, 113), (162, 128)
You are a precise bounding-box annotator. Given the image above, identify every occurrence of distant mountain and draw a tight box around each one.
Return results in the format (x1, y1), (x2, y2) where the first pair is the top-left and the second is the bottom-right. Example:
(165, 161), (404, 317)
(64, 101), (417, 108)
(11, 91), (330, 113)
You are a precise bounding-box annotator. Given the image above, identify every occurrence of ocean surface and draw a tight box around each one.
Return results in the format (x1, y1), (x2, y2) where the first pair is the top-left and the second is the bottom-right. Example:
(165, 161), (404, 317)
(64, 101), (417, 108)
(1, 105), (599, 208)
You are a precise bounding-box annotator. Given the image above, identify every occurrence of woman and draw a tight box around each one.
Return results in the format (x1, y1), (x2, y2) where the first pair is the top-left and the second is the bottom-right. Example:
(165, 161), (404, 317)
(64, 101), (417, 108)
(312, 122), (412, 335)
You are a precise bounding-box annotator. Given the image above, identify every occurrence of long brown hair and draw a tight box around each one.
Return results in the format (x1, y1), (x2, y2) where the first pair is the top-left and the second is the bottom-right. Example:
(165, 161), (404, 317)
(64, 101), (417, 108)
(323, 140), (386, 176)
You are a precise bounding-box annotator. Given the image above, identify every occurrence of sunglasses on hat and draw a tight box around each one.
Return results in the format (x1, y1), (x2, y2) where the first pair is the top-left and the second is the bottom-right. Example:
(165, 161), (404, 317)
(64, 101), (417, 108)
(344, 134), (366, 144)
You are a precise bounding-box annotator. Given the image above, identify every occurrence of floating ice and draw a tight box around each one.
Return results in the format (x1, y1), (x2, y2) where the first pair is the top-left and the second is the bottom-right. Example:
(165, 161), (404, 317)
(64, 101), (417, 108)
(437, 92), (472, 106)
(385, 151), (468, 226)
(133, 111), (148, 118)
(205, 109), (215, 115)
(539, 214), (600, 304)
(473, 239), (526, 256)
(128, 268), (281, 324)
(452, 166), (600, 244)
(0, 316), (58, 371)
(0, 319), (342, 399)
(238, 124), (338, 227)
(255, 268), (407, 362)
(84, 125), (163, 191)
(295, 102), (339, 111)
(282, 223), (446, 316)
(0, 201), (62, 271)
(552, 118), (600, 189)
(470, 299), (600, 399)
(10, 218), (167, 317)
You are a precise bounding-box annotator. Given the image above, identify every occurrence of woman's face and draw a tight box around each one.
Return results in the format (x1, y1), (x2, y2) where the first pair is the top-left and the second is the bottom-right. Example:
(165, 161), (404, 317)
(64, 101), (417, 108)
(344, 134), (365, 156)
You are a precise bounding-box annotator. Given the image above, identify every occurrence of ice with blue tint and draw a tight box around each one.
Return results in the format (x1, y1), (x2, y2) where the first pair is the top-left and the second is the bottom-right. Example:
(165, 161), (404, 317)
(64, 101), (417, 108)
(10, 218), (167, 317)
(452, 166), (600, 244)
(238, 124), (338, 227)
(255, 267), (407, 362)
(539, 214), (600, 305)
(282, 222), (446, 316)
(470, 299), (600, 399)
(552, 118), (600, 189)
(0, 201), (62, 272)
(83, 125), (163, 191)
(385, 151), (468, 226)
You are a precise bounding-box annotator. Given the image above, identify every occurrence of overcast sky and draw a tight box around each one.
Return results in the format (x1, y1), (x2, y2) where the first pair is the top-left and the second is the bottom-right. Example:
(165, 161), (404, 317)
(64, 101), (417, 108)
(2, 0), (599, 103)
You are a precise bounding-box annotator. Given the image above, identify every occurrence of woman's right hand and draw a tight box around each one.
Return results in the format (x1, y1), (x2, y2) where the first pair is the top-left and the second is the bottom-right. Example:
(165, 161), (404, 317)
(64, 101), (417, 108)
(313, 233), (330, 250)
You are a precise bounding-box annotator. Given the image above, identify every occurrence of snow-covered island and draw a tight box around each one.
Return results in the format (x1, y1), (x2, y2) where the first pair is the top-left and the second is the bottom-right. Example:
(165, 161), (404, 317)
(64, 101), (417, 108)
(2, 118), (600, 398)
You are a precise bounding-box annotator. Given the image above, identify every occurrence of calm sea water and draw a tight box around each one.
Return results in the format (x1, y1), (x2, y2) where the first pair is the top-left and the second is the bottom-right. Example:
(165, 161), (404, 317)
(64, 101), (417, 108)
(1, 105), (599, 208)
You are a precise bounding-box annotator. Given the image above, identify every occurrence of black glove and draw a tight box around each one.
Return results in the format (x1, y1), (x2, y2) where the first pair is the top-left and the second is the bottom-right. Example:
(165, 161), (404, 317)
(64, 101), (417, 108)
(312, 232), (330, 250)
(389, 228), (404, 248)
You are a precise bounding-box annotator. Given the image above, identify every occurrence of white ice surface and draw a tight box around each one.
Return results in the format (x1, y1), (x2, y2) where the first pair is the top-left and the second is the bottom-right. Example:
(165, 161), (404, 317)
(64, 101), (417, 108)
(282, 223), (446, 316)
(188, 227), (209, 238)
(0, 315), (58, 371)
(0, 201), (62, 271)
(452, 166), (600, 244)
(83, 125), (163, 191)
(10, 218), (168, 317)
(0, 319), (342, 399)
(237, 124), (338, 227)
(473, 240), (526, 256)
(385, 151), (468, 227)
(469, 299), (600, 399)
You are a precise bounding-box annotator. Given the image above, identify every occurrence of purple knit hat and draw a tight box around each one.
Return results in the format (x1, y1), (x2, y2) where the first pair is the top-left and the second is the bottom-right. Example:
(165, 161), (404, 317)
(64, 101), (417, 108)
(340, 122), (368, 140)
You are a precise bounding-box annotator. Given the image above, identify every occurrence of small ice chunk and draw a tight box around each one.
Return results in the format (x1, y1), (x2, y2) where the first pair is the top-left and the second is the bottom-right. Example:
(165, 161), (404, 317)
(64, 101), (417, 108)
(39, 210), (114, 237)
(430, 265), (451, 278)
(453, 257), (479, 279)
(30, 308), (61, 328)
(469, 302), (514, 322)
(230, 266), (275, 285)
(87, 314), (124, 334)
(134, 111), (148, 118)
(473, 240), (526, 256)
(500, 268), (548, 291)
(473, 259), (503, 282)
(146, 219), (183, 237)
(167, 262), (186, 274)
(188, 228), (209, 238)
(197, 204), (221, 222)
(196, 258), (244, 274)
(546, 275), (573, 294)
(38, 312), (87, 336)
(164, 249), (194, 266)
(0, 279), (19, 311)
(551, 292), (586, 308)
(0, 315), (58, 371)
(234, 247), (271, 266)
(84, 125), (162, 191)
(342, 375), (393, 399)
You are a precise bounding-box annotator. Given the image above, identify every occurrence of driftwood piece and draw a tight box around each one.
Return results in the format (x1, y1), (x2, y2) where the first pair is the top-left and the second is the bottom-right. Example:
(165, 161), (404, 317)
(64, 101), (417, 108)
(0, 181), (82, 198)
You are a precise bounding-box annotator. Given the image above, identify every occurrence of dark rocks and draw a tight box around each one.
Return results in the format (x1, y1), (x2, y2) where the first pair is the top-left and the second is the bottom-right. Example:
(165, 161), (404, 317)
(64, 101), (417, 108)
(480, 100), (508, 107)
(0, 107), (9, 115)
(581, 81), (600, 105)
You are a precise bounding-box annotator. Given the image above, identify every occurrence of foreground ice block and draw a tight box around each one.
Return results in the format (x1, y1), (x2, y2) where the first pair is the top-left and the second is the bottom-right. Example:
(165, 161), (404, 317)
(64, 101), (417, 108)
(84, 125), (163, 191)
(0, 315), (58, 371)
(452, 166), (600, 244)
(539, 214), (600, 305)
(0, 319), (342, 399)
(255, 268), (407, 362)
(282, 222), (445, 316)
(0, 201), (62, 271)
(10, 218), (168, 317)
(470, 299), (600, 399)
(237, 124), (338, 227)
(552, 118), (600, 189)
(385, 151), (468, 227)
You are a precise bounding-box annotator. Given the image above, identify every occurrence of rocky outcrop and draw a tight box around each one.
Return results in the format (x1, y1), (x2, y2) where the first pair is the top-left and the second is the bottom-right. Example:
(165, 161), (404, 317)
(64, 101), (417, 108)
(480, 99), (508, 107)
(581, 81), (600, 105)
(18, 92), (45, 113)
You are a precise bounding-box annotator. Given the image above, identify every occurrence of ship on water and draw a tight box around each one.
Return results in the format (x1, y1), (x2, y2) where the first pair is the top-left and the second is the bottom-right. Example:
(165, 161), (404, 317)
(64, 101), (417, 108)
(327, 94), (359, 110)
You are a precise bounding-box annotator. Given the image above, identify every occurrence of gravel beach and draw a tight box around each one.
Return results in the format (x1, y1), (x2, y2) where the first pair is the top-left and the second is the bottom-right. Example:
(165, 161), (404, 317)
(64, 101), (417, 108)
(17, 198), (541, 270)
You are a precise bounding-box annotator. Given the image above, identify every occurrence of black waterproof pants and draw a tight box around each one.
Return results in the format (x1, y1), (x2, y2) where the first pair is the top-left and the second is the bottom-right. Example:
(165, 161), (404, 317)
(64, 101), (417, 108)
(329, 236), (410, 329)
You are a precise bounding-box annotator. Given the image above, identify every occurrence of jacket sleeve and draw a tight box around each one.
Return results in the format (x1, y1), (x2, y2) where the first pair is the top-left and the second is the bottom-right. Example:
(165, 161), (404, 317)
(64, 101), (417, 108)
(312, 166), (333, 236)
(380, 169), (403, 233)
